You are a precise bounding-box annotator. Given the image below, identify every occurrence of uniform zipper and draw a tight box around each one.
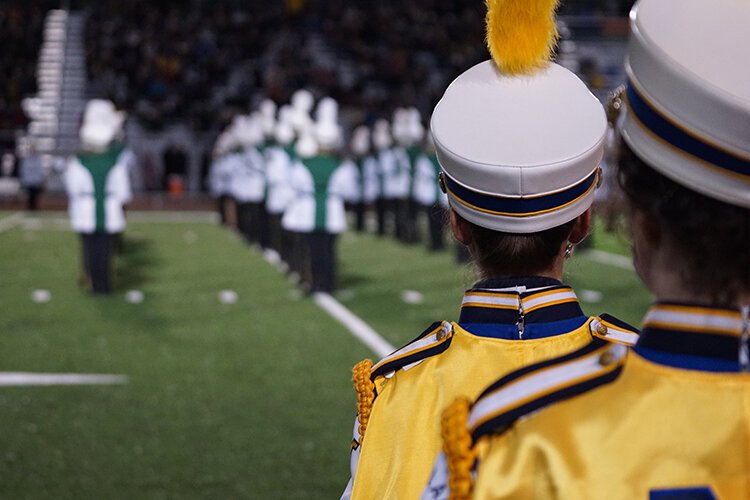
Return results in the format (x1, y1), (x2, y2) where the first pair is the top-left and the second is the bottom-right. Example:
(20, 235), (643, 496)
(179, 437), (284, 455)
(517, 300), (525, 339)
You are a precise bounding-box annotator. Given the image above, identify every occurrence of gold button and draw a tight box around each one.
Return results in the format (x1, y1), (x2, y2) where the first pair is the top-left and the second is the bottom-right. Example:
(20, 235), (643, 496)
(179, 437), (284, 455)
(438, 172), (447, 194)
(599, 351), (615, 366)
(596, 322), (608, 336)
(436, 329), (447, 341)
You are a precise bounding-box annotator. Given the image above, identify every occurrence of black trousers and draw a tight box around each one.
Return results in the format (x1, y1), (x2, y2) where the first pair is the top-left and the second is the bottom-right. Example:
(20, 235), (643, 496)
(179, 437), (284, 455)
(218, 195), (229, 225)
(236, 202), (254, 243)
(375, 198), (387, 236)
(307, 232), (336, 293)
(26, 187), (42, 211)
(80, 232), (115, 294)
(352, 202), (366, 232)
(267, 213), (283, 255)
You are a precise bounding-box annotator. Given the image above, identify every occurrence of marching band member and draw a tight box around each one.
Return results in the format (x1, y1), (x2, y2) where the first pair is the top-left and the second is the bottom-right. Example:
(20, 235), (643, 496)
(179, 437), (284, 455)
(283, 98), (354, 293)
(412, 130), (448, 250)
(341, 0), (638, 497)
(229, 115), (266, 245)
(65, 99), (131, 294)
(428, 0), (750, 498)
(372, 119), (396, 237)
(265, 107), (297, 265)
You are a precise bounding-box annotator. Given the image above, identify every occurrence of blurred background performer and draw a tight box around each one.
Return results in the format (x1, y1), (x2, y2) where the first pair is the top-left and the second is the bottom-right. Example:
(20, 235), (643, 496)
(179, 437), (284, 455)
(229, 115), (266, 246)
(347, 125), (378, 233)
(265, 107), (297, 266)
(17, 136), (46, 212)
(412, 130), (448, 251)
(430, 0), (750, 498)
(208, 132), (236, 226)
(283, 98), (352, 293)
(340, 0), (639, 498)
(64, 99), (131, 294)
(372, 119), (395, 238)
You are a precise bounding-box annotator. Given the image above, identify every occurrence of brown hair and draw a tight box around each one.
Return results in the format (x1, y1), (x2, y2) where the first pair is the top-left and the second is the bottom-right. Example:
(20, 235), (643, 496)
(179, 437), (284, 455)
(617, 141), (750, 305)
(461, 215), (575, 279)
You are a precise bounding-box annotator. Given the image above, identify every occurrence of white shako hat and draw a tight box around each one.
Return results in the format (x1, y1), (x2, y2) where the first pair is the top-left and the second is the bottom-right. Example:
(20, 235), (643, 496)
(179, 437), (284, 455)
(79, 99), (126, 152)
(296, 128), (319, 159)
(373, 119), (392, 150)
(619, 0), (750, 208)
(431, 0), (607, 233)
(259, 99), (277, 139)
(314, 97), (342, 150)
(351, 125), (370, 156)
(406, 107), (425, 145)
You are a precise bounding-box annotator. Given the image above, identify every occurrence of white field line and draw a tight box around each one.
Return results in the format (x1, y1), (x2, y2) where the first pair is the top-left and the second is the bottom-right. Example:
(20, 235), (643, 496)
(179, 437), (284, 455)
(0, 372), (128, 386)
(0, 212), (23, 233)
(12, 211), (218, 230)
(580, 249), (634, 271)
(313, 292), (395, 358)
(126, 211), (219, 224)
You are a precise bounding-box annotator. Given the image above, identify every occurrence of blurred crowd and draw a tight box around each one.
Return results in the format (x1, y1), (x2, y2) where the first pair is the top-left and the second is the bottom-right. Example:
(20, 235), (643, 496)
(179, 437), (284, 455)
(84, 0), (488, 131)
(0, 3), (55, 133)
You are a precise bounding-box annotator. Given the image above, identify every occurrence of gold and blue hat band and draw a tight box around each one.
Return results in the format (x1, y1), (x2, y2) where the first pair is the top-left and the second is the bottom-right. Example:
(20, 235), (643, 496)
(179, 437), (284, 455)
(444, 169), (598, 219)
(626, 81), (750, 180)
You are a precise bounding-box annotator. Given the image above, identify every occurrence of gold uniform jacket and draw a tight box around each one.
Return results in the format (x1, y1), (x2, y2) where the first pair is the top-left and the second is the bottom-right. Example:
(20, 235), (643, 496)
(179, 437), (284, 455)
(342, 278), (639, 500)
(426, 303), (749, 500)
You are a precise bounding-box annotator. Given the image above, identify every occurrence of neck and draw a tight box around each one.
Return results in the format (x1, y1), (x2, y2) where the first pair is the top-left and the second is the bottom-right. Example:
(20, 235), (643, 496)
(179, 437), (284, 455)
(481, 257), (565, 283)
(646, 250), (743, 308)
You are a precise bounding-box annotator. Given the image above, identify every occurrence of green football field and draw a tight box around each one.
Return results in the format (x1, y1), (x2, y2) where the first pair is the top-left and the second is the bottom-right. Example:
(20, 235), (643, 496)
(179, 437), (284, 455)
(0, 211), (650, 499)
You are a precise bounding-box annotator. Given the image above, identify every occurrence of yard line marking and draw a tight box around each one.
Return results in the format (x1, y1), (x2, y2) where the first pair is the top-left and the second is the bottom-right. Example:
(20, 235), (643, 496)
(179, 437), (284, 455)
(580, 249), (634, 271)
(313, 292), (395, 358)
(126, 211), (219, 224)
(0, 212), (23, 233)
(0, 372), (128, 386)
(13, 211), (219, 229)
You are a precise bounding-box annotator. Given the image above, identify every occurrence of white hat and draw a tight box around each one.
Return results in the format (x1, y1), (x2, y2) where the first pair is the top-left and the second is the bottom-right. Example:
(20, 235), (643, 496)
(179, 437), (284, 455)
(278, 105), (294, 126)
(259, 99), (277, 138)
(232, 115), (264, 148)
(373, 119), (392, 150)
(314, 97), (342, 150)
(274, 121), (295, 146)
(296, 130), (319, 159)
(406, 107), (425, 144)
(79, 99), (126, 152)
(351, 126), (370, 156)
(291, 89), (315, 133)
(391, 108), (410, 146)
(431, 0), (606, 233)
(619, 0), (750, 208)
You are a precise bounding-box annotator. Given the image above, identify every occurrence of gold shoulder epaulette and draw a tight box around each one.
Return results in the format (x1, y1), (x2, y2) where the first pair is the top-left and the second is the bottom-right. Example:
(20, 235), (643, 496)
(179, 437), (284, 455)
(590, 313), (640, 346)
(370, 321), (454, 381)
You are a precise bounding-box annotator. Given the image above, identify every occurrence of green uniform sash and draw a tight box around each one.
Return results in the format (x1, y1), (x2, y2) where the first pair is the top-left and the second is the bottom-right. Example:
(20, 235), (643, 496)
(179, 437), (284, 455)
(77, 144), (124, 232)
(302, 155), (339, 232)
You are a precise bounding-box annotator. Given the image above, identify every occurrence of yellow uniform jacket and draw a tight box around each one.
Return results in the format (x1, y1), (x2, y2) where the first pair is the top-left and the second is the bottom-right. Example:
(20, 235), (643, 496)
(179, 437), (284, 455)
(425, 303), (749, 500)
(342, 277), (639, 500)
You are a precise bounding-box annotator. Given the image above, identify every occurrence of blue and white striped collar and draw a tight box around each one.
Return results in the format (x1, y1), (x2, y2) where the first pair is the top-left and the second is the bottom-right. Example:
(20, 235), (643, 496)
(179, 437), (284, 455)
(458, 277), (587, 340)
(635, 303), (749, 372)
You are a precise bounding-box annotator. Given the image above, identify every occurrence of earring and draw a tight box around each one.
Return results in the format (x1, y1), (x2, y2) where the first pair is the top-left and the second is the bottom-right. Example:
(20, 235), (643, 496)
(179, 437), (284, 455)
(564, 242), (574, 259)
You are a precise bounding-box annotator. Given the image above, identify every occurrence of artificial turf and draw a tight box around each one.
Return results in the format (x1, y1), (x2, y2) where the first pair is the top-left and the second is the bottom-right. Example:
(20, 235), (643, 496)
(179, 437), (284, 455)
(0, 211), (650, 498)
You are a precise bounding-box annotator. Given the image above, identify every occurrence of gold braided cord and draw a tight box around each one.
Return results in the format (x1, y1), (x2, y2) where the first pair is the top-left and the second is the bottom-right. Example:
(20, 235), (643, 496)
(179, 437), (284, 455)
(442, 397), (475, 500)
(352, 359), (375, 444)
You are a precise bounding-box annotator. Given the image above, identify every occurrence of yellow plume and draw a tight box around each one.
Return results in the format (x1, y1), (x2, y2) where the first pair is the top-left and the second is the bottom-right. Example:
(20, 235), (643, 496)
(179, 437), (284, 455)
(485, 0), (560, 75)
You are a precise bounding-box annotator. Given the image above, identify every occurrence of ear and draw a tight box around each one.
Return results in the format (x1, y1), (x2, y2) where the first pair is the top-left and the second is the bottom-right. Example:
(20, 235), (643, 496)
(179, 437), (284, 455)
(568, 208), (593, 245)
(449, 209), (472, 247)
